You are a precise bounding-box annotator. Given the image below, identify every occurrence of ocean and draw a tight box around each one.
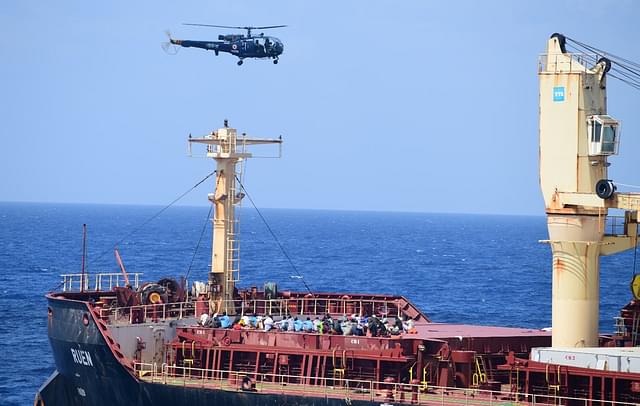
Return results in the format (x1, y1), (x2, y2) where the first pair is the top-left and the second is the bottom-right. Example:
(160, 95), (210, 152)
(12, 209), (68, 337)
(0, 202), (635, 405)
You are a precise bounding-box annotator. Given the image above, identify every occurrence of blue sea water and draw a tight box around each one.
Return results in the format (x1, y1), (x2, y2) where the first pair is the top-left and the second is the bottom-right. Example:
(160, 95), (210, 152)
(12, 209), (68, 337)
(0, 202), (636, 405)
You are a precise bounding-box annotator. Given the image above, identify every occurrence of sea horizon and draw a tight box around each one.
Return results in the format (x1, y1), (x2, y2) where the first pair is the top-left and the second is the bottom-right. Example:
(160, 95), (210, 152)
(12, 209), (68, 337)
(0, 200), (547, 218)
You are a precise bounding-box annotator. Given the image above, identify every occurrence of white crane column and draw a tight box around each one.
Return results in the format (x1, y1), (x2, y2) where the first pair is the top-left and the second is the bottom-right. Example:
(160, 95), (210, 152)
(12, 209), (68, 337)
(539, 35), (609, 347)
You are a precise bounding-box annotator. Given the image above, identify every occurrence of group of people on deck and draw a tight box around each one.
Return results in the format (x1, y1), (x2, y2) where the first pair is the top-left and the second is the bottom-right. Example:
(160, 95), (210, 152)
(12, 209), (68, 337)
(198, 312), (417, 337)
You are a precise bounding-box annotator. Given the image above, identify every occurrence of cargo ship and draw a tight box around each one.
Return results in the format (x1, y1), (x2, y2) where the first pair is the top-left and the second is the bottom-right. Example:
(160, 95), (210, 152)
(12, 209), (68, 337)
(36, 34), (640, 405)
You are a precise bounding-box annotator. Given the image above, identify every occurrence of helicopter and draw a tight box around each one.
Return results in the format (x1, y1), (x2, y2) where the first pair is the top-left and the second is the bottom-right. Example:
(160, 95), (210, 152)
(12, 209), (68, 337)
(163, 24), (286, 65)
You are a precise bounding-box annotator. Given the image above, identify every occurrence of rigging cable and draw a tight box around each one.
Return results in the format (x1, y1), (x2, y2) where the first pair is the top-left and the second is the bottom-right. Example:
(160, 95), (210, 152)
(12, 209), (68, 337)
(564, 36), (640, 92)
(88, 170), (217, 268)
(235, 175), (313, 294)
(184, 204), (213, 281)
(614, 182), (640, 190)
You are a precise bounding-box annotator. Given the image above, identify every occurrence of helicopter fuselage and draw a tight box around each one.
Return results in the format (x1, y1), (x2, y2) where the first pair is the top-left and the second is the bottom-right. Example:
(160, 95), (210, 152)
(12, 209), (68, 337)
(170, 35), (284, 63)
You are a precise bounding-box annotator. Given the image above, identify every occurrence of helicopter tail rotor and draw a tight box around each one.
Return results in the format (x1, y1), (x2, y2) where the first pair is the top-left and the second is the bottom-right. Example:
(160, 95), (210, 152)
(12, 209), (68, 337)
(161, 30), (180, 55)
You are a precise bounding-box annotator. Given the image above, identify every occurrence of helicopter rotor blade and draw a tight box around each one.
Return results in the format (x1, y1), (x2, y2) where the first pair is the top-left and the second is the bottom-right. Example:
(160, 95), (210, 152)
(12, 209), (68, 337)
(183, 23), (287, 30)
(161, 42), (179, 55)
(183, 23), (245, 29)
(161, 30), (179, 55)
(252, 25), (287, 30)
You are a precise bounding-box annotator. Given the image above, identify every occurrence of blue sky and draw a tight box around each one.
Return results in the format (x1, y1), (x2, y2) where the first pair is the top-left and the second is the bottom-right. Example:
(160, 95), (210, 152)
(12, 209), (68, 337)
(1, 1), (638, 215)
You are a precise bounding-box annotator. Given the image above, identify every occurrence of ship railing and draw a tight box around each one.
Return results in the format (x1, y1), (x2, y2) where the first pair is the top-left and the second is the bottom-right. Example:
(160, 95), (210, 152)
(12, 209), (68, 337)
(604, 215), (637, 237)
(133, 362), (637, 406)
(60, 272), (143, 292)
(100, 301), (196, 324)
(235, 296), (404, 319)
(101, 296), (404, 325)
(538, 52), (600, 74)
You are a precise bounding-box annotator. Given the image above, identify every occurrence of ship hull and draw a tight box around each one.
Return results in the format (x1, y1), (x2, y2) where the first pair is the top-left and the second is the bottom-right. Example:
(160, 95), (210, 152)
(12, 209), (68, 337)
(39, 296), (385, 406)
(38, 375), (384, 406)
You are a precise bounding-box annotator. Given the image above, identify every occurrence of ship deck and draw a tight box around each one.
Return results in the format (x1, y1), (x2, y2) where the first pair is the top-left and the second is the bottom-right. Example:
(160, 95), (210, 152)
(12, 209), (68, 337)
(135, 362), (635, 406)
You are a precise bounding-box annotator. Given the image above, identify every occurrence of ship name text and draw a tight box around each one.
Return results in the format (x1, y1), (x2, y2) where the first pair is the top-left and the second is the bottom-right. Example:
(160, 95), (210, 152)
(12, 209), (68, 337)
(70, 348), (94, 367)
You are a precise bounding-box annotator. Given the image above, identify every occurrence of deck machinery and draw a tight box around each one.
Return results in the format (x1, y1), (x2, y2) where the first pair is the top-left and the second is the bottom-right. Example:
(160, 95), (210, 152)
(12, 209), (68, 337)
(35, 34), (640, 406)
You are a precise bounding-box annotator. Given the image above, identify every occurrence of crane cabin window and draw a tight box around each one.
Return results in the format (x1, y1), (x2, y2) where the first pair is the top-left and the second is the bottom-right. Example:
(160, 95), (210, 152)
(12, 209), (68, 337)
(602, 125), (617, 154)
(587, 115), (620, 156)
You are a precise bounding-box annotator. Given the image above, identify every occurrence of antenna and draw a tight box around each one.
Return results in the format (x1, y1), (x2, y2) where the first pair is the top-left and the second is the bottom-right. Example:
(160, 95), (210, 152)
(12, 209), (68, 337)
(80, 224), (87, 292)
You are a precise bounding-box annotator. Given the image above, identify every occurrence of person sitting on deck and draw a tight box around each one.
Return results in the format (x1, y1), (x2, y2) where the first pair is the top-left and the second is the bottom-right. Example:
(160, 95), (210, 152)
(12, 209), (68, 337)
(368, 315), (379, 337)
(273, 318), (281, 331)
(263, 314), (274, 331)
(388, 316), (403, 335)
(208, 313), (220, 328)
(379, 319), (389, 337)
(382, 317), (391, 335)
(294, 317), (303, 332)
(287, 316), (295, 332)
(360, 315), (369, 336)
(322, 314), (336, 334)
(199, 313), (209, 326)
(219, 312), (231, 328)
(312, 316), (322, 332)
(341, 317), (353, 335)
(403, 318), (416, 334)
(249, 313), (257, 328)
(354, 320), (364, 336)
(332, 317), (343, 335)
(303, 317), (313, 332)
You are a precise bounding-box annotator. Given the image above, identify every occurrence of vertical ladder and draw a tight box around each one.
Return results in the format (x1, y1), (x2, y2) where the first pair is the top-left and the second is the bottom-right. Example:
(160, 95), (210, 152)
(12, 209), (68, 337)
(546, 365), (564, 405)
(472, 356), (488, 387)
(509, 366), (520, 400)
(225, 136), (244, 288)
(226, 218), (241, 284)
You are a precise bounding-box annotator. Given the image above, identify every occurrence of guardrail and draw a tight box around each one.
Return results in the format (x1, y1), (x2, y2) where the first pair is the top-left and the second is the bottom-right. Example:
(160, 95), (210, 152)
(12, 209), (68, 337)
(101, 301), (196, 324)
(134, 362), (636, 406)
(61, 273), (143, 292)
(99, 296), (405, 325)
(240, 296), (403, 319)
(538, 53), (598, 74)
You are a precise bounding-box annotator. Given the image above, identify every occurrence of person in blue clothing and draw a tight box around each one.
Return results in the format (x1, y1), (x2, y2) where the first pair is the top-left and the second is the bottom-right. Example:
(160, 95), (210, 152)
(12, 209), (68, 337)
(219, 312), (232, 328)
(294, 317), (303, 332)
(303, 317), (313, 332)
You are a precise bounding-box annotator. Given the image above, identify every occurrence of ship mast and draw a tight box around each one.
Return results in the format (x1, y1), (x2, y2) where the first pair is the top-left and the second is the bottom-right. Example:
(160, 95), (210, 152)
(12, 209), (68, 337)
(188, 120), (282, 315)
(539, 34), (639, 347)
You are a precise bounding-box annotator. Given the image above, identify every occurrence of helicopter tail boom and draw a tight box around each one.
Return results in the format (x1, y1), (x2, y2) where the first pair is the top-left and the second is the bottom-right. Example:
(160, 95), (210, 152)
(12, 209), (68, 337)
(171, 39), (221, 52)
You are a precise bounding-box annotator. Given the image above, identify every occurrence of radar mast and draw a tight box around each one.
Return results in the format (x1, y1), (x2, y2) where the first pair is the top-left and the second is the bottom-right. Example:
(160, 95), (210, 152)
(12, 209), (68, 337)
(188, 120), (282, 315)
